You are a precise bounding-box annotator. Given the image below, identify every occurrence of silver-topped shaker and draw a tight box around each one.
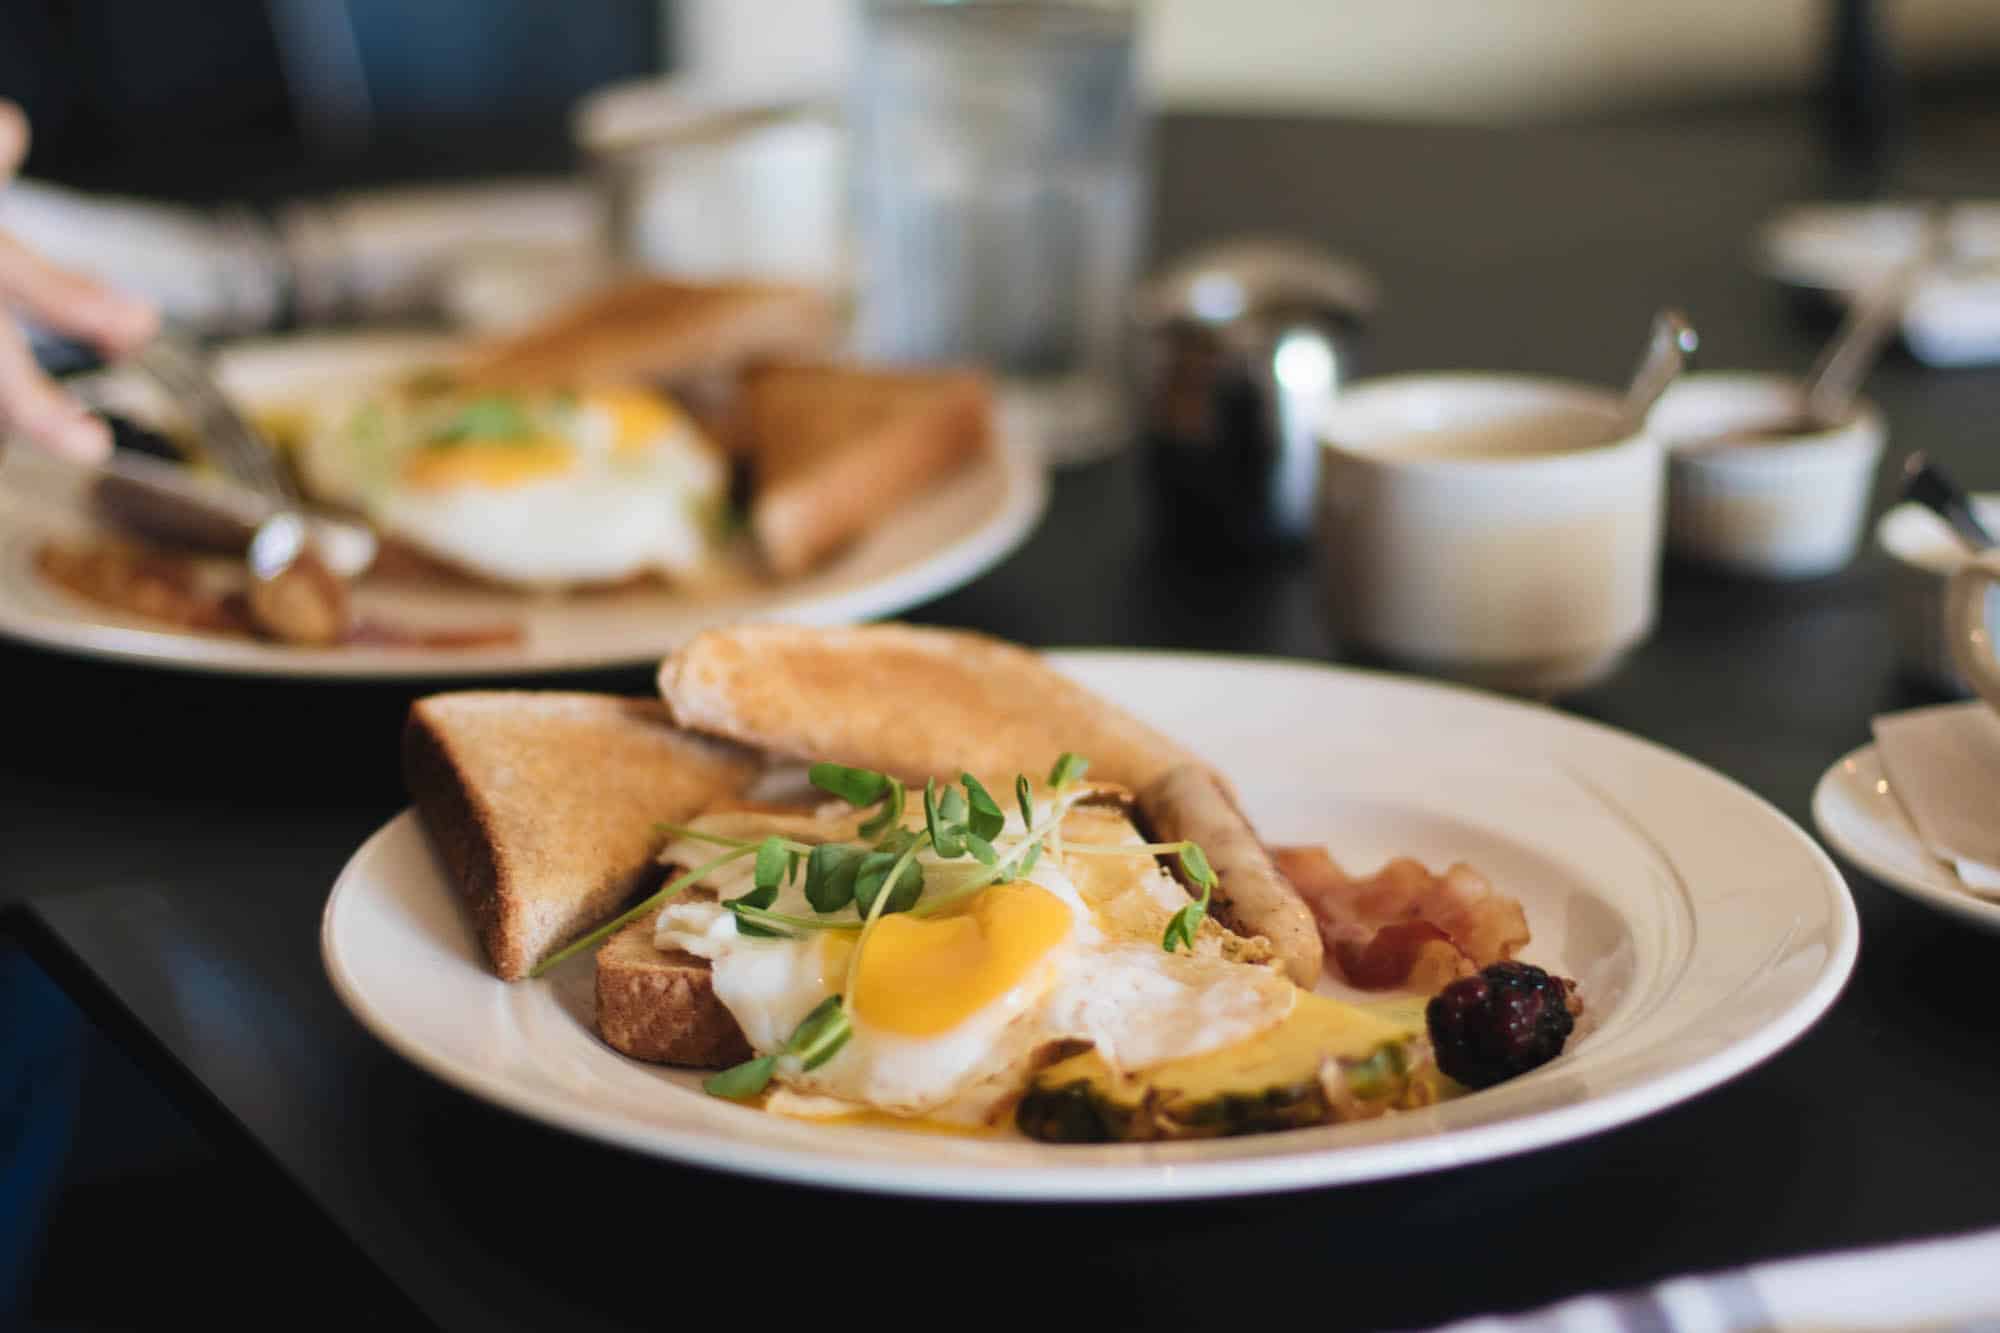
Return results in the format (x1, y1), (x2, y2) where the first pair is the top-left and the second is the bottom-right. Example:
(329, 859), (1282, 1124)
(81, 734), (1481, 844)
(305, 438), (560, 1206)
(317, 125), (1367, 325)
(1132, 238), (1377, 554)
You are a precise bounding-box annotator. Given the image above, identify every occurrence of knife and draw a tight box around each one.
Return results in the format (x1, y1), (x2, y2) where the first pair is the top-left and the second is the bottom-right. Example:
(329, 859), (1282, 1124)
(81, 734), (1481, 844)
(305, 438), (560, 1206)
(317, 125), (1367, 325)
(0, 429), (378, 579)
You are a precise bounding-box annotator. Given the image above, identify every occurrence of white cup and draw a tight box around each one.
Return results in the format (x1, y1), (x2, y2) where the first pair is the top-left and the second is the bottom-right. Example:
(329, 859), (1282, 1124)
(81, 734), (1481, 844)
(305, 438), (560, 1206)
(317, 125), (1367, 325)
(1878, 497), (2000, 696)
(1650, 373), (1885, 580)
(1943, 545), (2000, 713)
(1316, 374), (1665, 696)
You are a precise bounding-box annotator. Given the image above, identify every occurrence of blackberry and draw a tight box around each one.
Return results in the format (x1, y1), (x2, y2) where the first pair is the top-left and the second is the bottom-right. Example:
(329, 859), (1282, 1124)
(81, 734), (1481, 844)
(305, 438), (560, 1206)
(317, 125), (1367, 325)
(1426, 961), (1574, 1089)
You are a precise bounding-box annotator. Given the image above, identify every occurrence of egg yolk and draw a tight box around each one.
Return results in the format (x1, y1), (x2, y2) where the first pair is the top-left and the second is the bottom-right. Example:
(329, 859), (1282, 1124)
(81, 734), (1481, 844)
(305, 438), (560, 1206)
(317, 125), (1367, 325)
(847, 882), (1072, 1037)
(400, 437), (576, 489)
(592, 388), (686, 455)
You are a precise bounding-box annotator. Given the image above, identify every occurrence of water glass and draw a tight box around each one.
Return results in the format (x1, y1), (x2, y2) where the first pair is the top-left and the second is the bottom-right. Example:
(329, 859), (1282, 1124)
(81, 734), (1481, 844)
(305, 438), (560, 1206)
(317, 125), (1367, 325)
(850, 0), (1146, 465)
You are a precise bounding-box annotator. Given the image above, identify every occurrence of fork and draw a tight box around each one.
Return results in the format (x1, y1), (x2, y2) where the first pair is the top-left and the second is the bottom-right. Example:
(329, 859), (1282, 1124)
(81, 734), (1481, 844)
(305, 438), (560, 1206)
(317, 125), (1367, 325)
(129, 332), (301, 502)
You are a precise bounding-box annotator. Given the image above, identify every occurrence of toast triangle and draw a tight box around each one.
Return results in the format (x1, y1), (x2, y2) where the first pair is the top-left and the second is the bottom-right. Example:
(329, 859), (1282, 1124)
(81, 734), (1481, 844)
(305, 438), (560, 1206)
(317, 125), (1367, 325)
(742, 363), (991, 576)
(403, 691), (759, 981)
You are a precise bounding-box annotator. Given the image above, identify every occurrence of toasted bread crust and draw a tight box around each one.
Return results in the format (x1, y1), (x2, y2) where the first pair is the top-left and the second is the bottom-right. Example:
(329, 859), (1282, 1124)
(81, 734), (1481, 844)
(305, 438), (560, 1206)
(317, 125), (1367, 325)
(405, 706), (515, 975)
(658, 623), (1211, 795)
(459, 277), (835, 391)
(594, 913), (751, 1068)
(743, 364), (992, 577)
(404, 693), (760, 981)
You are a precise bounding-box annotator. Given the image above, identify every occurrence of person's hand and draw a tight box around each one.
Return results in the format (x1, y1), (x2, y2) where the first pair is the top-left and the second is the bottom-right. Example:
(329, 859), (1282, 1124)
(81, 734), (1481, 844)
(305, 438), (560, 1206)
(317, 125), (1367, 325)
(0, 100), (158, 461)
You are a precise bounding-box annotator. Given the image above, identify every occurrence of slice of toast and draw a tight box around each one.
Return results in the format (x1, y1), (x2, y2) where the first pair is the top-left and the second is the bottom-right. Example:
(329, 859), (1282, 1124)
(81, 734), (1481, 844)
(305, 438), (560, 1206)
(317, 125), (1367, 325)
(404, 692), (760, 981)
(656, 623), (1210, 795)
(740, 363), (992, 577)
(595, 912), (750, 1068)
(457, 277), (835, 391)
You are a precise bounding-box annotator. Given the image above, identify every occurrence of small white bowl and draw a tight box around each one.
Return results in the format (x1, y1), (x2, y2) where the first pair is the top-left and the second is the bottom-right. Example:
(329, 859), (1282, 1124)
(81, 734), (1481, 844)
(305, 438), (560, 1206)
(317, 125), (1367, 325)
(1648, 373), (1884, 579)
(1877, 494), (2000, 696)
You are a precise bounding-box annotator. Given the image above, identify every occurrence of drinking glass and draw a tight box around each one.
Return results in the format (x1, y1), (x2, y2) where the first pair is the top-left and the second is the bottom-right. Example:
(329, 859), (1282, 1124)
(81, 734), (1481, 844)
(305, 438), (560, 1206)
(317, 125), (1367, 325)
(850, 0), (1146, 465)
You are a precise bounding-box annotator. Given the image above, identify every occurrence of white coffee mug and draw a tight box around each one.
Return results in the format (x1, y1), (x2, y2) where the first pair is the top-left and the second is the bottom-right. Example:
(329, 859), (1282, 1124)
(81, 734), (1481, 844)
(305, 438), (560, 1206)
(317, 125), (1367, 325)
(1316, 374), (1665, 696)
(1944, 550), (2000, 711)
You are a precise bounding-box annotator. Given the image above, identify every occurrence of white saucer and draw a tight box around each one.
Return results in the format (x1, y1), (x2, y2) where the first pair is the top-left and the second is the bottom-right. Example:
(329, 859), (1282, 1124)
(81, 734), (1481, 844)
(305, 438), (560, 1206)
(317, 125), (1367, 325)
(1812, 741), (2000, 934)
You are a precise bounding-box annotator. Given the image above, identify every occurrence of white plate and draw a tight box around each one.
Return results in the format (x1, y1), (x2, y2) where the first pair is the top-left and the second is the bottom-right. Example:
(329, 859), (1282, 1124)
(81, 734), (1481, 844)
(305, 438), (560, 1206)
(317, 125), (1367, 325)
(1813, 741), (2000, 934)
(1757, 202), (2000, 367)
(1755, 200), (2000, 294)
(322, 653), (1858, 1200)
(0, 333), (1046, 679)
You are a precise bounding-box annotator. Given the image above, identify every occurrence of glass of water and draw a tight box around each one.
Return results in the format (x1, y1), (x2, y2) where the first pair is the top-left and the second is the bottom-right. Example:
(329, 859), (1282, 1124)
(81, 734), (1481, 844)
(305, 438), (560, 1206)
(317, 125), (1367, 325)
(850, 0), (1147, 466)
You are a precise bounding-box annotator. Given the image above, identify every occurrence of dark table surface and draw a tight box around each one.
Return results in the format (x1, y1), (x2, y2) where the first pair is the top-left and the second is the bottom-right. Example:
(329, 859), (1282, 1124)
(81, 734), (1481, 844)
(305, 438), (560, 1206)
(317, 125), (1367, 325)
(8, 105), (2000, 1331)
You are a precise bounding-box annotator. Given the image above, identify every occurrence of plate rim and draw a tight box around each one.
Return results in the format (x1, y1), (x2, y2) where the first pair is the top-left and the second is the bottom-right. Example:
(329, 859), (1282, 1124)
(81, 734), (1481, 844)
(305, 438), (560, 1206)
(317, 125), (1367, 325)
(1812, 740), (2000, 932)
(323, 650), (1860, 1200)
(2, 334), (1048, 680)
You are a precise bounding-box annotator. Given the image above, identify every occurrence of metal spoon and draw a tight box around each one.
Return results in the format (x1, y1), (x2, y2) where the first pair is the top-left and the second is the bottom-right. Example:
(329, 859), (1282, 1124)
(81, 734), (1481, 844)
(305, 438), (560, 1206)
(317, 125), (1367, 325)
(1621, 308), (1700, 430)
(1684, 206), (1948, 453)
(1804, 204), (1947, 424)
(1901, 451), (1996, 552)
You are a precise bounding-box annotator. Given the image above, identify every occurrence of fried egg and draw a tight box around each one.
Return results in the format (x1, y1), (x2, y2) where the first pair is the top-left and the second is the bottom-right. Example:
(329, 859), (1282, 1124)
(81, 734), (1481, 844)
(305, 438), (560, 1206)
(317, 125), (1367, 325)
(296, 379), (728, 588)
(655, 798), (1296, 1124)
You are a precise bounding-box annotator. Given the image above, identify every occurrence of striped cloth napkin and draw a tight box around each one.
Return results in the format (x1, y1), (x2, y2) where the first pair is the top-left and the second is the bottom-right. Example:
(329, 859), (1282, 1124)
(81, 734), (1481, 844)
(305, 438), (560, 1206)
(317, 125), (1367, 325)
(1432, 1227), (2000, 1332)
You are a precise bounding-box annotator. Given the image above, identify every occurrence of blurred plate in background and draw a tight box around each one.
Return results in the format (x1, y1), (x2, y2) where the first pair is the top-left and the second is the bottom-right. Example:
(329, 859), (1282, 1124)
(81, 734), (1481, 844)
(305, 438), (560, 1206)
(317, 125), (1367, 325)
(0, 332), (1045, 679)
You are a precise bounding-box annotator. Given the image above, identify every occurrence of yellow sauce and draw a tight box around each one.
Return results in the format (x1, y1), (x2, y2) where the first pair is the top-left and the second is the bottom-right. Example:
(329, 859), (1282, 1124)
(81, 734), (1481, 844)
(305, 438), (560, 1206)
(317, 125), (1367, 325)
(772, 1108), (1011, 1139)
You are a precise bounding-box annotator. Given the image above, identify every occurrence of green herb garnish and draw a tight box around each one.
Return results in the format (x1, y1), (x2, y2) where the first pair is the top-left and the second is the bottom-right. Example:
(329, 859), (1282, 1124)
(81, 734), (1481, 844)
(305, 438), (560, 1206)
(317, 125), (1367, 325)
(1160, 842), (1219, 954)
(703, 995), (856, 1099)
(959, 773), (1006, 841)
(529, 843), (754, 978)
(670, 754), (1227, 1102)
(729, 835), (796, 937)
(804, 842), (865, 913)
(923, 779), (964, 859)
(427, 395), (535, 446)
(809, 762), (891, 807)
(853, 845), (925, 916)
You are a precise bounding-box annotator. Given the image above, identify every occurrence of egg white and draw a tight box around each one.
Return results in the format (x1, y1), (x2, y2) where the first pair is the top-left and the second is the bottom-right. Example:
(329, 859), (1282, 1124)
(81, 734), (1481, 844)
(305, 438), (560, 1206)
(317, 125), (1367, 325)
(296, 387), (727, 588)
(654, 800), (1295, 1122)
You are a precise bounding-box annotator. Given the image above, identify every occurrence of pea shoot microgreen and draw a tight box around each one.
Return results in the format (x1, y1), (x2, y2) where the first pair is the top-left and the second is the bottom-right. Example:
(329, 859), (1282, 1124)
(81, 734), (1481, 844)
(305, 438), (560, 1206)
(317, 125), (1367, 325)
(728, 835), (799, 938)
(704, 995), (854, 1099)
(527, 843), (755, 978)
(603, 751), (1225, 1097)
(426, 395), (534, 447)
(958, 773), (1007, 841)
(1160, 842), (1219, 954)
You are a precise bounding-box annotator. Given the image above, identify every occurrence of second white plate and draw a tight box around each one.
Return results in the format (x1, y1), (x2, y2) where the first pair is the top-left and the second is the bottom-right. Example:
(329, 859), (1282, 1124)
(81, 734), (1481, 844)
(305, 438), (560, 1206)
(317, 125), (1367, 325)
(0, 333), (1046, 679)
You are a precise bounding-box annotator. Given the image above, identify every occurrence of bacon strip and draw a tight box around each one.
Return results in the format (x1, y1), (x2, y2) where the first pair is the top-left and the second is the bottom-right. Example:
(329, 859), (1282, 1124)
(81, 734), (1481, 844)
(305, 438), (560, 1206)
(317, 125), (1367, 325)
(1270, 846), (1529, 991)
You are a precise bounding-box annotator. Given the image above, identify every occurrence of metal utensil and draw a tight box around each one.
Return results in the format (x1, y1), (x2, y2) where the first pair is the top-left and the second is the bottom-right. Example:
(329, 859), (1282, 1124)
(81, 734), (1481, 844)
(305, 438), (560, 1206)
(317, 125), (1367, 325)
(127, 333), (355, 643)
(1803, 204), (1948, 428)
(0, 438), (376, 577)
(1133, 238), (1378, 554)
(1621, 309), (1700, 430)
(1901, 451), (1997, 551)
(1680, 207), (1947, 455)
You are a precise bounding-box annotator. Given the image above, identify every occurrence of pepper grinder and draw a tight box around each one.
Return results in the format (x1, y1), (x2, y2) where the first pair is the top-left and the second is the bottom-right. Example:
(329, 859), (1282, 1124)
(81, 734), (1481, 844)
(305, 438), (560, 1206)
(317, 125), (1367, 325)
(1133, 239), (1376, 557)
